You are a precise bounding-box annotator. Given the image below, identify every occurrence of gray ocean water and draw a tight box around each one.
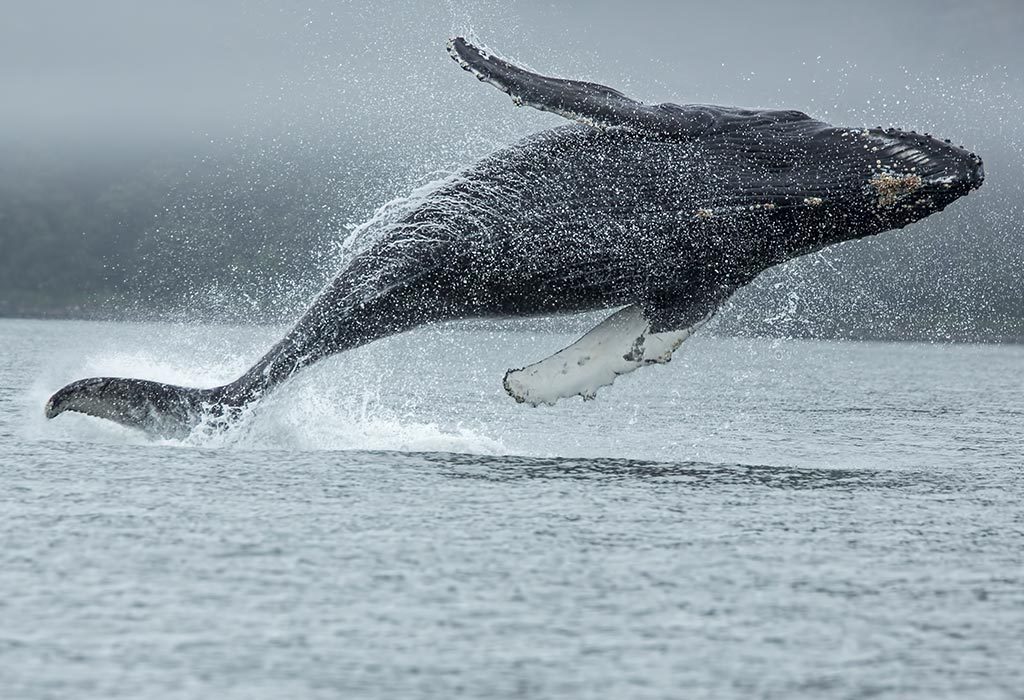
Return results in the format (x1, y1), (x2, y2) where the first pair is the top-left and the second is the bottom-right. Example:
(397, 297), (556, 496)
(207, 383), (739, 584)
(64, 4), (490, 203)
(1, 317), (1022, 699)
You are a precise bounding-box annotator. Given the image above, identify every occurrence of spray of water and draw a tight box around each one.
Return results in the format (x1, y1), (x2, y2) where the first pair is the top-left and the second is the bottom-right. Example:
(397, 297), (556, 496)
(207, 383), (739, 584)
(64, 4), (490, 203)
(35, 7), (1022, 451)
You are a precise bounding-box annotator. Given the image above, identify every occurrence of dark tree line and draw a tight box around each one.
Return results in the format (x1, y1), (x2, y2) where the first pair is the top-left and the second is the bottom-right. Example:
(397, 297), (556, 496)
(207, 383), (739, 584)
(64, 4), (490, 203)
(0, 137), (394, 321)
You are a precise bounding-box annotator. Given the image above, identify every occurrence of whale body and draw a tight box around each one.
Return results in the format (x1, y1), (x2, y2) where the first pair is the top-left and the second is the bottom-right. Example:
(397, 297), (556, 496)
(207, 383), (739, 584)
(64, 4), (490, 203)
(45, 38), (984, 437)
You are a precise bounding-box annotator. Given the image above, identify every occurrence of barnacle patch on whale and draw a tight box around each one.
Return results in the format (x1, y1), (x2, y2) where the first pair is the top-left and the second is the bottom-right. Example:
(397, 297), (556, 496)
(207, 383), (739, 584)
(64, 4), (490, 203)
(869, 171), (923, 208)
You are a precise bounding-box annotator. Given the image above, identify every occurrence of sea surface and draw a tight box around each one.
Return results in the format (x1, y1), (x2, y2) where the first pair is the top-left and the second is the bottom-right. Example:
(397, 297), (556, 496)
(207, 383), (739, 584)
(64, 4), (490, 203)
(1, 317), (1022, 699)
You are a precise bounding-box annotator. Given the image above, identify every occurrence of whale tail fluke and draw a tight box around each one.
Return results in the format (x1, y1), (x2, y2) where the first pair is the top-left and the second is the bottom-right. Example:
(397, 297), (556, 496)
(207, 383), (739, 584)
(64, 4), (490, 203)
(44, 377), (232, 439)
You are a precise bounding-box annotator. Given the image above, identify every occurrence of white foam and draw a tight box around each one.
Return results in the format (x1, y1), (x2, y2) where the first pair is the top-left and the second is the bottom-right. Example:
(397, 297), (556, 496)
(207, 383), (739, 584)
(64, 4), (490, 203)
(28, 323), (507, 456)
(184, 378), (507, 455)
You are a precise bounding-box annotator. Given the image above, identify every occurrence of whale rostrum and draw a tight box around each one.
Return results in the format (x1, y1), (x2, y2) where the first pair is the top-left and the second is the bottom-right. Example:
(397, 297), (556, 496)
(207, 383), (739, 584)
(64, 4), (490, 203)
(45, 37), (985, 437)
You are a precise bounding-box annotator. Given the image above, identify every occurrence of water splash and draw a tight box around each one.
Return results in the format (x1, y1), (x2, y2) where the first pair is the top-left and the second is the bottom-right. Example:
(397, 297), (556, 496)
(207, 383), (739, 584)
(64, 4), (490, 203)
(26, 322), (508, 455)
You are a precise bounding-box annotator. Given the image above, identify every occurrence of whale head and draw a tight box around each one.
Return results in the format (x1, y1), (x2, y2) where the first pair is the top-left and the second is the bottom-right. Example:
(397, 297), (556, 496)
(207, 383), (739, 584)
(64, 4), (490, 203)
(687, 109), (984, 261)
(811, 125), (984, 231)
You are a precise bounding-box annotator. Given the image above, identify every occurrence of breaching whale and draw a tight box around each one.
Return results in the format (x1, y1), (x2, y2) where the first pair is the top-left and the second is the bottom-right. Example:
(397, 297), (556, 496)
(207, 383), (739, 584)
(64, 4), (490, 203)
(46, 37), (985, 437)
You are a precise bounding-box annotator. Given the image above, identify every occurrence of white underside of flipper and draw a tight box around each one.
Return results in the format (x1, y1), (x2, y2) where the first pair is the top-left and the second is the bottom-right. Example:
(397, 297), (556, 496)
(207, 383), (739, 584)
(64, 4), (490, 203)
(503, 305), (708, 406)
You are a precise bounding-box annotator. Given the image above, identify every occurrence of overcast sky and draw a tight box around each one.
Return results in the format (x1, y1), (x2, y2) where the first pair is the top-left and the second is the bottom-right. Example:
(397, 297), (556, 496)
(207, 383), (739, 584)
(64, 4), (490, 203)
(3, 0), (1022, 158)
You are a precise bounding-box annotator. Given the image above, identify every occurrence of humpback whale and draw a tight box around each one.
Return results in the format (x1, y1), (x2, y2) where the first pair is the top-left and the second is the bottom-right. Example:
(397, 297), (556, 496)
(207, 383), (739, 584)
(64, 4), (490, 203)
(45, 37), (984, 437)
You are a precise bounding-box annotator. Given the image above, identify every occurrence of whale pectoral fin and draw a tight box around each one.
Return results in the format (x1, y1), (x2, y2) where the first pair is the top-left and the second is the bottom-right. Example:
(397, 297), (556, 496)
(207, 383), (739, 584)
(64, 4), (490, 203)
(447, 37), (710, 134)
(503, 304), (711, 406)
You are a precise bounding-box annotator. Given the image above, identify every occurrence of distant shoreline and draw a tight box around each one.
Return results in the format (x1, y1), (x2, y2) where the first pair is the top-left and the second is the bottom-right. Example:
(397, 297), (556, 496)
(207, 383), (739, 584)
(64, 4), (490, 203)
(3, 309), (1022, 346)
